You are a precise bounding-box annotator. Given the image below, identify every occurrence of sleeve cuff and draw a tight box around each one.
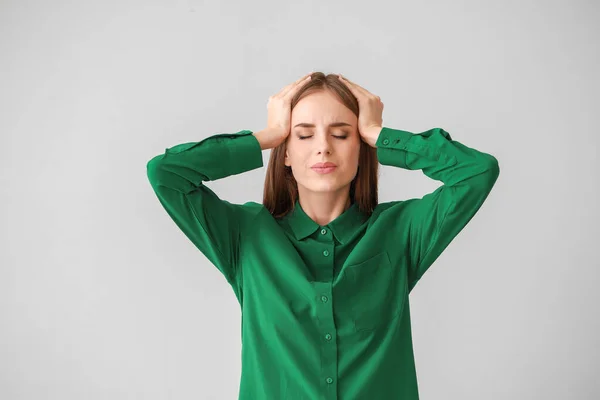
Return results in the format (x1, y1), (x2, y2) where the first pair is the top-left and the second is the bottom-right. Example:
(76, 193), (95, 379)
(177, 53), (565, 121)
(375, 127), (414, 149)
(376, 127), (414, 167)
(227, 130), (264, 175)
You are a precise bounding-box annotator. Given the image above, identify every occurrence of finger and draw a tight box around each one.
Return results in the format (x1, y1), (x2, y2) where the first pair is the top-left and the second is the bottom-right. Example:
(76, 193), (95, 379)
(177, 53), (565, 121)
(338, 74), (371, 98)
(282, 73), (313, 99)
(338, 74), (363, 90)
(291, 72), (313, 86)
(277, 75), (308, 96)
(341, 76), (381, 104)
(343, 76), (371, 97)
(280, 73), (313, 97)
(300, 71), (313, 81)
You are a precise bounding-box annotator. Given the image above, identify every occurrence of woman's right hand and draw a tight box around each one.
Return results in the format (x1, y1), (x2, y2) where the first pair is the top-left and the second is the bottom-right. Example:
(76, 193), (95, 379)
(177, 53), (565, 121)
(264, 72), (313, 148)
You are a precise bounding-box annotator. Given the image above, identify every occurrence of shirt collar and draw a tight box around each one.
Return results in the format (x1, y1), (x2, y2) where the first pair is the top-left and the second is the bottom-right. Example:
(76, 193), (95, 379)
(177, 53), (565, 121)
(282, 199), (367, 245)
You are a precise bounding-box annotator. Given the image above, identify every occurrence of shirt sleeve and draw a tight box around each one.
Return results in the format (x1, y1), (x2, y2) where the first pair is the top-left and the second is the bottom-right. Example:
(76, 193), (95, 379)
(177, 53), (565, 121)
(375, 127), (500, 292)
(146, 129), (263, 284)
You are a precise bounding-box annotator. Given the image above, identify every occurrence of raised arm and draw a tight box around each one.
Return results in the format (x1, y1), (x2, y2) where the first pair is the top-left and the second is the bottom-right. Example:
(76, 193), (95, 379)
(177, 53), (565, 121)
(375, 127), (500, 292)
(146, 72), (320, 287)
(146, 130), (263, 286)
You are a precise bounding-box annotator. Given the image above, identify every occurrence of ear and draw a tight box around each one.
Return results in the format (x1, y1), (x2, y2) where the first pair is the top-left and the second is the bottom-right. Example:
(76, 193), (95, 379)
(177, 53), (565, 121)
(284, 149), (290, 167)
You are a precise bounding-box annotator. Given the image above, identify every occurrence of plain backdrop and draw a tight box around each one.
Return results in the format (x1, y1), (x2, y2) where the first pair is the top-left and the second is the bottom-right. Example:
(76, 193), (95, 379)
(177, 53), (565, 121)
(1, 0), (599, 399)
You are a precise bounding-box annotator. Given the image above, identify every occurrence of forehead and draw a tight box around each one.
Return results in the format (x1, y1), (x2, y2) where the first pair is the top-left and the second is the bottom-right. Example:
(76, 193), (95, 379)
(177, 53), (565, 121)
(291, 90), (355, 125)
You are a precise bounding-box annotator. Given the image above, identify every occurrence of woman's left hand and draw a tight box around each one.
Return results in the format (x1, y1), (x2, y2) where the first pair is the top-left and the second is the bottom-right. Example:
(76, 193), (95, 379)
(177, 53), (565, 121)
(337, 74), (384, 148)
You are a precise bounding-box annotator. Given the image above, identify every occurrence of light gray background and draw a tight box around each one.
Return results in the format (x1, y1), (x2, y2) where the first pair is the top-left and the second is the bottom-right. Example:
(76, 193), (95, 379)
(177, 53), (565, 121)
(1, 0), (598, 399)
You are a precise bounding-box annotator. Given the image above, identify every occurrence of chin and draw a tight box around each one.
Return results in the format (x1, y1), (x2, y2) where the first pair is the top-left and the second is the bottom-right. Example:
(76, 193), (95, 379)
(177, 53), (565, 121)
(305, 181), (349, 193)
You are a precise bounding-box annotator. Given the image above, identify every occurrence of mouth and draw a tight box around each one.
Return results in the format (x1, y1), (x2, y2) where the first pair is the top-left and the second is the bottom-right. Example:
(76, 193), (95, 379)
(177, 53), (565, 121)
(311, 166), (337, 174)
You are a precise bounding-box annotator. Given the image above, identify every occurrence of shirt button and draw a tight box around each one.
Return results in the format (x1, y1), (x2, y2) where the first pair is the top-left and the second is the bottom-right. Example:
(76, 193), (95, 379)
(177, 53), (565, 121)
(382, 138), (390, 145)
(321, 228), (327, 235)
(326, 377), (333, 384)
(321, 295), (328, 303)
(323, 250), (329, 257)
(325, 333), (332, 340)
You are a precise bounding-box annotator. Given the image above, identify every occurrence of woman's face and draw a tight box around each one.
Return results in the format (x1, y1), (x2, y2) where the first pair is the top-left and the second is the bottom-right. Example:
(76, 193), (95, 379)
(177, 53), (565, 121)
(285, 90), (361, 196)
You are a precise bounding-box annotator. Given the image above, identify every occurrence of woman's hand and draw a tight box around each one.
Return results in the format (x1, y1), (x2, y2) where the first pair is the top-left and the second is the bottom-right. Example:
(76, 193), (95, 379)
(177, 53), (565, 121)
(263, 72), (313, 149)
(337, 74), (384, 147)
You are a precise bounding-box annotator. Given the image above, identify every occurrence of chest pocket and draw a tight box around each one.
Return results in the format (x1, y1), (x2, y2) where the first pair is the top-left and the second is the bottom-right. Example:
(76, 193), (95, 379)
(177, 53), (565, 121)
(336, 251), (406, 333)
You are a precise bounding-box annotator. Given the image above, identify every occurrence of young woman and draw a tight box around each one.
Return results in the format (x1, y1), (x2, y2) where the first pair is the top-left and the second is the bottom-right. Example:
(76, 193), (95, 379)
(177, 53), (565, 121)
(146, 72), (500, 399)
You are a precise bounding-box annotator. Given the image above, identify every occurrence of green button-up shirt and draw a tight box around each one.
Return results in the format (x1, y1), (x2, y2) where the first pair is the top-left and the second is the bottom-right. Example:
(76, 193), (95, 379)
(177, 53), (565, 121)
(146, 126), (500, 399)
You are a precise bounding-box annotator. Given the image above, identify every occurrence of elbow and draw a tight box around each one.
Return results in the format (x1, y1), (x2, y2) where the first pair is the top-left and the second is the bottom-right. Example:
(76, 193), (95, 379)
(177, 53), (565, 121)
(487, 154), (500, 178)
(146, 154), (167, 188)
(481, 155), (500, 189)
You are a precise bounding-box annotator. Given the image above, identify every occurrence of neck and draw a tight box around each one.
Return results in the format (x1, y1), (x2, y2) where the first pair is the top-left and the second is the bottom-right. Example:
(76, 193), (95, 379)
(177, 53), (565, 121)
(297, 188), (351, 226)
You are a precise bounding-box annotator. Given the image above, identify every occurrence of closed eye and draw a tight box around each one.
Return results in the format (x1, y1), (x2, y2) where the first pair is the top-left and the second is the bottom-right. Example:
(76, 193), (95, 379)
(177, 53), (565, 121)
(298, 135), (348, 140)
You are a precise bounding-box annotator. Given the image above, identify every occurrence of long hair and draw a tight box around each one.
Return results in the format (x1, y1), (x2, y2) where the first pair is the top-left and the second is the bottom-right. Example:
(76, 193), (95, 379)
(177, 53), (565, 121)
(262, 72), (379, 219)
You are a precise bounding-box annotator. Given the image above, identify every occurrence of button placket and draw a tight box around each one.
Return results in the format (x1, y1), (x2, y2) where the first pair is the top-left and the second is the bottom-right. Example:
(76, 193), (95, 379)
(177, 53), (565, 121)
(313, 234), (336, 397)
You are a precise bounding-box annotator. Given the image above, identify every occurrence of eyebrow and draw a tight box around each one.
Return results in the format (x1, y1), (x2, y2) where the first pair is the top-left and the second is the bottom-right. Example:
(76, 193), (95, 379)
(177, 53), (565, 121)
(293, 122), (352, 128)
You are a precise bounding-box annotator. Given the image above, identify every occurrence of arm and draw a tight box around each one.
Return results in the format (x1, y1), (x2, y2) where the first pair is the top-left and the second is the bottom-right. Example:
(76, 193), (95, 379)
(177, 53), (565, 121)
(146, 129), (264, 285)
(375, 127), (500, 292)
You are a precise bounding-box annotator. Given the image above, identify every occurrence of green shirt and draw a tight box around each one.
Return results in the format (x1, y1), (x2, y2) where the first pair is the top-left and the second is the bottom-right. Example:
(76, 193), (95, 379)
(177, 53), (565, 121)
(146, 126), (500, 399)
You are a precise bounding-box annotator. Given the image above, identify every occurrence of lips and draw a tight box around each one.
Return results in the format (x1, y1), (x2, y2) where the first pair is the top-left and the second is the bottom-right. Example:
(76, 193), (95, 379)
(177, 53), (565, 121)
(311, 162), (337, 174)
(311, 162), (337, 168)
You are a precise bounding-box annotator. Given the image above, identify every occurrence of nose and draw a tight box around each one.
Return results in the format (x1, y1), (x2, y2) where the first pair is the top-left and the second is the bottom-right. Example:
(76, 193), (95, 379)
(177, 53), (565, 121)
(315, 134), (333, 154)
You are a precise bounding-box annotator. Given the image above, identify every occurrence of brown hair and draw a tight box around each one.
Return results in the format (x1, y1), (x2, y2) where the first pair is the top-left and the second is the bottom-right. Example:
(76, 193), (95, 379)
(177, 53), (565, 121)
(262, 72), (379, 219)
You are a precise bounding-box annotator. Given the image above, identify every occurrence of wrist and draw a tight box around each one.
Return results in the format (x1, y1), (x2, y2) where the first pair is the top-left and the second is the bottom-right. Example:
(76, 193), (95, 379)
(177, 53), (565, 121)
(363, 126), (383, 148)
(253, 128), (286, 150)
